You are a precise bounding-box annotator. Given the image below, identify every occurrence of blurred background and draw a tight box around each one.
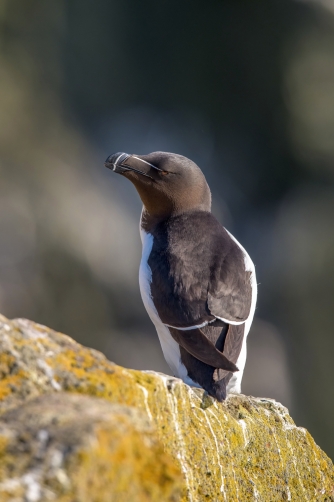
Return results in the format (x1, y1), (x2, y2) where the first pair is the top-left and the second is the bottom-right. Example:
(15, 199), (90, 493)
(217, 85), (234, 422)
(1, 0), (334, 458)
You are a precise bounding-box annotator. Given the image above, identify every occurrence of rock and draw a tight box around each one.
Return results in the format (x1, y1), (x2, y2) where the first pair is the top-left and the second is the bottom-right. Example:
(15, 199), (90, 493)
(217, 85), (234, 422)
(0, 313), (333, 501)
(0, 393), (183, 502)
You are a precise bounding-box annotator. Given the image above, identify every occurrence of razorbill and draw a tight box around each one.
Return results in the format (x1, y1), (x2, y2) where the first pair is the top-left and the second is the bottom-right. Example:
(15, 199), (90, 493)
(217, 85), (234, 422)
(105, 151), (257, 401)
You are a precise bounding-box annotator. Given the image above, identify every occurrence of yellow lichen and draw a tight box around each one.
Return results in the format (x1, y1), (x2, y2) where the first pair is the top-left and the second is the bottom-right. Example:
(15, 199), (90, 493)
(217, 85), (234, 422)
(0, 370), (29, 400)
(68, 420), (183, 502)
(0, 315), (333, 501)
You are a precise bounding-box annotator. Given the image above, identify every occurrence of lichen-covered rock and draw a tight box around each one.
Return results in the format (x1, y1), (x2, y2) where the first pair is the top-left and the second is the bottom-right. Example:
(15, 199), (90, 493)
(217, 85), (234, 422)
(0, 393), (183, 502)
(0, 313), (333, 501)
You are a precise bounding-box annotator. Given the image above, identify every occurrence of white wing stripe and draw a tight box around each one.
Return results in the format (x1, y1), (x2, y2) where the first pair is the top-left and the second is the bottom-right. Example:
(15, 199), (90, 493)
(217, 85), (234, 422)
(164, 316), (247, 331)
(164, 320), (211, 331)
(214, 315), (246, 326)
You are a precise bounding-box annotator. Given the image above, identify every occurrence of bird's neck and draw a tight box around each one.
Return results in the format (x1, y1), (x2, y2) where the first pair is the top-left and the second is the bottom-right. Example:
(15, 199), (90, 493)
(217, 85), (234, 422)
(140, 205), (211, 234)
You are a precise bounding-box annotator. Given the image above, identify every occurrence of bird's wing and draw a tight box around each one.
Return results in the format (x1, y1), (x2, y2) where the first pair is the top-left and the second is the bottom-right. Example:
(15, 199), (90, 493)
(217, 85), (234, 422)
(215, 323), (245, 378)
(148, 218), (254, 372)
(149, 218), (253, 329)
(207, 232), (253, 324)
(168, 326), (238, 372)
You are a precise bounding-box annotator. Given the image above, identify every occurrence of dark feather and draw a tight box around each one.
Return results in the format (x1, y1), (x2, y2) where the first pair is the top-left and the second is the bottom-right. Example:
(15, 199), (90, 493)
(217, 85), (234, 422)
(148, 211), (251, 399)
(169, 326), (238, 373)
(149, 211), (252, 327)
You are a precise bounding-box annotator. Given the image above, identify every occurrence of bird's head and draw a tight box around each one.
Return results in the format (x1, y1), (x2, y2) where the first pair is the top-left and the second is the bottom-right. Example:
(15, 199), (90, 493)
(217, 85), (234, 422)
(104, 151), (211, 218)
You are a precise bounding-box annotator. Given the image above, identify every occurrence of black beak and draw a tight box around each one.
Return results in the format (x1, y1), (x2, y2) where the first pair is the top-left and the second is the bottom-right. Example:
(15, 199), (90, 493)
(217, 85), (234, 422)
(104, 152), (130, 174)
(104, 152), (154, 179)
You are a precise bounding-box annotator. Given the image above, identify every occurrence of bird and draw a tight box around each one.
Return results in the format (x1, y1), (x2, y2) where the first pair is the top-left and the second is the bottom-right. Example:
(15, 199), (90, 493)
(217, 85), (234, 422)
(104, 151), (257, 401)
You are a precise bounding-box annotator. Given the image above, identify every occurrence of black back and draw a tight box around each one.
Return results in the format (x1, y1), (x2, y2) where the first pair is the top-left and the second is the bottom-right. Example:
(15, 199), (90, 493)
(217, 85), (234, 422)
(149, 211), (252, 328)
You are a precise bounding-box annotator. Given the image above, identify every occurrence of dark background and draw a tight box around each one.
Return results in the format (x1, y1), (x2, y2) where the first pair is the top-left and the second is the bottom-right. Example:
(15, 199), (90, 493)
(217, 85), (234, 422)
(1, 0), (334, 458)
